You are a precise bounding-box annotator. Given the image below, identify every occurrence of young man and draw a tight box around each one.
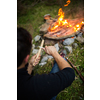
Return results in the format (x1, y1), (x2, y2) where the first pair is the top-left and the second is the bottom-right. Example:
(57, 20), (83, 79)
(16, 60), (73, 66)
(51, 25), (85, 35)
(17, 27), (75, 100)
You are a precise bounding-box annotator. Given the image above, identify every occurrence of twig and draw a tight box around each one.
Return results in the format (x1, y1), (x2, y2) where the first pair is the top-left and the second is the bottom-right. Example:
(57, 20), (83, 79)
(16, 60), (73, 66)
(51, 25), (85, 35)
(65, 51), (84, 82)
(65, 57), (84, 82)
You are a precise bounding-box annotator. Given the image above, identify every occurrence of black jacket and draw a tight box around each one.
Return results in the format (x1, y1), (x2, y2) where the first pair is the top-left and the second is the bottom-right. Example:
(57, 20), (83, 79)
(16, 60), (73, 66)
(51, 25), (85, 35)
(17, 64), (75, 100)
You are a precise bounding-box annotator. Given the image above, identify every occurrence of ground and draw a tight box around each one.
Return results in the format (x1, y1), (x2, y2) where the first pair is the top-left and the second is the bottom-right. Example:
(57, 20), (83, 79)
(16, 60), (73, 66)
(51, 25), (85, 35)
(17, 0), (84, 99)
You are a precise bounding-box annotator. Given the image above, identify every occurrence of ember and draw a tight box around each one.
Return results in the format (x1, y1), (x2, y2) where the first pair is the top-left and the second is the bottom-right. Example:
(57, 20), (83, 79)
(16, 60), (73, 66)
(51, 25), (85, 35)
(64, 0), (71, 7)
(74, 21), (84, 32)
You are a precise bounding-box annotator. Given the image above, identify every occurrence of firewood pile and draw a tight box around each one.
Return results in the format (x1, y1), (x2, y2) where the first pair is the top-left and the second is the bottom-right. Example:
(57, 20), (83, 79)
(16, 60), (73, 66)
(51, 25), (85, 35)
(39, 13), (84, 40)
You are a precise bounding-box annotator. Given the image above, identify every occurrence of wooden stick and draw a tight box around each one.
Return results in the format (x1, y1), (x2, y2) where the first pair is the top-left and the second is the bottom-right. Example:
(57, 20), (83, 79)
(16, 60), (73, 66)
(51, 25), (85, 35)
(65, 57), (84, 82)
(33, 39), (44, 66)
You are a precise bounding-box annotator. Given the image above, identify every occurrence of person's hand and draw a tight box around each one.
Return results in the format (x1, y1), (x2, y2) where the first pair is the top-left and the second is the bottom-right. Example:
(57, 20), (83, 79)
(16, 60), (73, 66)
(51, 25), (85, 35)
(42, 46), (57, 56)
(29, 54), (41, 66)
(27, 54), (41, 75)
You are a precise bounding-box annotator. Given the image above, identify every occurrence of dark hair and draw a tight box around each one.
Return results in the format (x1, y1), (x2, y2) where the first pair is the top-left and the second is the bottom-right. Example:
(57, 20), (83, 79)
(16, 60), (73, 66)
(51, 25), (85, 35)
(17, 27), (32, 67)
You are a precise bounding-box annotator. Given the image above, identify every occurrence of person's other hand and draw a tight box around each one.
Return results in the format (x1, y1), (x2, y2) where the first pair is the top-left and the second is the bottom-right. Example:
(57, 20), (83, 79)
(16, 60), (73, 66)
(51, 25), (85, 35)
(29, 54), (41, 66)
(42, 46), (57, 56)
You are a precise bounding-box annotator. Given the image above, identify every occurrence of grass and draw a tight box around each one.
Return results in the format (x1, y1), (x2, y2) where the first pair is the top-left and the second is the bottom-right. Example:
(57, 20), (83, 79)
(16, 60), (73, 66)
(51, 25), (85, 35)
(17, 0), (84, 99)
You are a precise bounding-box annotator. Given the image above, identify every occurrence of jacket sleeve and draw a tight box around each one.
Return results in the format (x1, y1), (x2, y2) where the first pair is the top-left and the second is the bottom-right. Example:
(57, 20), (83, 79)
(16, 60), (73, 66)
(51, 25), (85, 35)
(29, 67), (75, 100)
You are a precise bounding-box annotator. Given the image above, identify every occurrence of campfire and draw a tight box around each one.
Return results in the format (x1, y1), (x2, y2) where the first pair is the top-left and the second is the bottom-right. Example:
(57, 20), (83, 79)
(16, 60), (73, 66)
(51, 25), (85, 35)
(43, 8), (84, 40)
(40, 0), (84, 40)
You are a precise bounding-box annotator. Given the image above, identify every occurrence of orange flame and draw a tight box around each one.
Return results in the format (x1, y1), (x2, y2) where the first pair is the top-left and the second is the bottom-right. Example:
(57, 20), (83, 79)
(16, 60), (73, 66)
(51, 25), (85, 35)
(64, 0), (71, 7)
(50, 8), (84, 33)
(51, 8), (71, 31)
(74, 21), (84, 32)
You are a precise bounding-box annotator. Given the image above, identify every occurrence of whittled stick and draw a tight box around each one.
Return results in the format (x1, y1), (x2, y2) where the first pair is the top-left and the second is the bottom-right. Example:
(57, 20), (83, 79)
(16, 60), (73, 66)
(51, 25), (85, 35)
(33, 39), (44, 66)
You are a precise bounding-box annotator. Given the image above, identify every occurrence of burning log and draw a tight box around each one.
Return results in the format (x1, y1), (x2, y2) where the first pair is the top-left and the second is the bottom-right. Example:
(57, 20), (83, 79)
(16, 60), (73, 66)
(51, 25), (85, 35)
(44, 31), (78, 40)
(44, 18), (84, 40)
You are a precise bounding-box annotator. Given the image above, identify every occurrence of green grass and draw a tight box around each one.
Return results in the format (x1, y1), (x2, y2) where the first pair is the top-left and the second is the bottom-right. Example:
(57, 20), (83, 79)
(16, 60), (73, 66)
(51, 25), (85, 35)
(17, 2), (60, 38)
(17, 0), (84, 99)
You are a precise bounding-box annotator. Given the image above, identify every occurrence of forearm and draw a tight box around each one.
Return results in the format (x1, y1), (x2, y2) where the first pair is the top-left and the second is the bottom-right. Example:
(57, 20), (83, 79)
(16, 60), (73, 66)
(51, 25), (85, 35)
(52, 51), (71, 70)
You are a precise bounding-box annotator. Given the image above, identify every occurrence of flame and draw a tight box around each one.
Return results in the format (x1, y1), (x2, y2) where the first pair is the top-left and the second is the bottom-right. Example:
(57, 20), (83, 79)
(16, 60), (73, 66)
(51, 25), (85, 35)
(50, 8), (84, 33)
(51, 8), (71, 31)
(64, 0), (71, 7)
(74, 21), (84, 32)
(58, 8), (64, 19)
(71, 37), (74, 38)
(74, 24), (80, 32)
(51, 25), (58, 30)
(81, 21), (84, 24)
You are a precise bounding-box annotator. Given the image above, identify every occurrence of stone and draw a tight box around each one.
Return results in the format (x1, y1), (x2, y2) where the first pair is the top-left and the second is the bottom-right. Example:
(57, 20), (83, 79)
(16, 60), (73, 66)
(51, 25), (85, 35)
(77, 32), (83, 37)
(44, 39), (59, 45)
(41, 55), (48, 63)
(63, 38), (75, 45)
(39, 62), (47, 66)
(34, 35), (41, 42)
(39, 23), (50, 33)
(48, 55), (53, 59)
(44, 14), (51, 20)
(65, 46), (72, 53)
(62, 49), (67, 56)
(32, 44), (35, 50)
(75, 36), (84, 43)
(32, 49), (43, 55)
(32, 49), (39, 55)
(41, 55), (53, 63)
(39, 18), (53, 33)
(72, 43), (78, 49)
(47, 56), (53, 62)
(54, 43), (59, 52)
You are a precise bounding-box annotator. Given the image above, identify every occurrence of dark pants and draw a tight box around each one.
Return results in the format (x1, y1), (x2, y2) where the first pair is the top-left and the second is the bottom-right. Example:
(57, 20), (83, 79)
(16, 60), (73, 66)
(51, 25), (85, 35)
(50, 58), (67, 100)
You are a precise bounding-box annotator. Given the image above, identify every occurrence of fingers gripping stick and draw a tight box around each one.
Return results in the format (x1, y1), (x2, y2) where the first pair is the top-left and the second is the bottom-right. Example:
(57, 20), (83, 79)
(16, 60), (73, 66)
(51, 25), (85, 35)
(33, 39), (44, 66)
